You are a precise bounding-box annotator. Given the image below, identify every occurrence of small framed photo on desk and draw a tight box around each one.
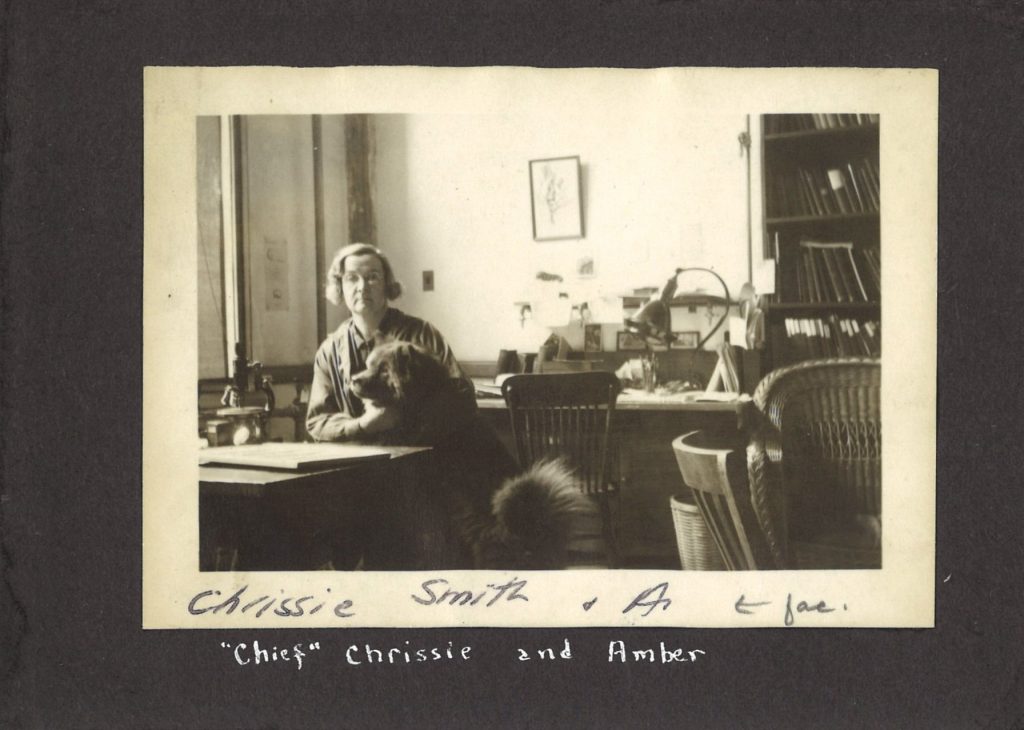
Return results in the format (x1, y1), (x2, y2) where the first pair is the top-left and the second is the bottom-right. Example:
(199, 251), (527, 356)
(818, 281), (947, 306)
(673, 330), (700, 349)
(616, 330), (646, 352)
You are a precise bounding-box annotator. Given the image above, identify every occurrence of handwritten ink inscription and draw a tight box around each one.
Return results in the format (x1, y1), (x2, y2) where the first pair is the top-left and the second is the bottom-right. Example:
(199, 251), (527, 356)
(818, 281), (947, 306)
(218, 637), (709, 669)
(517, 638), (573, 661)
(735, 593), (848, 626)
(185, 580), (849, 627)
(623, 582), (672, 617)
(221, 640), (321, 670)
(189, 585), (355, 620)
(608, 641), (705, 663)
(345, 640), (472, 665)
(410, 577), (529, 608)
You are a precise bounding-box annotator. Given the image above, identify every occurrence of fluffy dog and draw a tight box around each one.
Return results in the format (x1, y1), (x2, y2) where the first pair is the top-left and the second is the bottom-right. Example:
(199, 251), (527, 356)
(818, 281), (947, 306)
(351, 339), (596, 569)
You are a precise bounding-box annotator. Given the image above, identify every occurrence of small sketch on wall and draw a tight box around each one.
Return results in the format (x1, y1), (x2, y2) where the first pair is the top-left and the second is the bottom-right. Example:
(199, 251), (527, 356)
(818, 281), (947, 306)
(529, 156), (583, 241)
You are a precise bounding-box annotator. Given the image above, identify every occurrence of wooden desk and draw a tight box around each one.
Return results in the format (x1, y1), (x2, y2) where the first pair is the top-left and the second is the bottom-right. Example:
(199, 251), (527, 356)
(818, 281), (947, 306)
(200, 446), (431, 495)
(476, 377), (749, 407)
(474, 384), (752, 568)
(200, 446), (432, 571)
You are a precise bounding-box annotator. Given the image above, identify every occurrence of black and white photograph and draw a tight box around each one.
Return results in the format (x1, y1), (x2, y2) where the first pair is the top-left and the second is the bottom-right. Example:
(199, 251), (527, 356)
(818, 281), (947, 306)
(145, 66), (935, 629)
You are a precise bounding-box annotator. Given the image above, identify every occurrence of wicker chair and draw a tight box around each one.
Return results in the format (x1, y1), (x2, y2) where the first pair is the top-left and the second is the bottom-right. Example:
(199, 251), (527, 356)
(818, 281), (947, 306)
(747, 357), (882, 569)
(500, 372), (622, 567)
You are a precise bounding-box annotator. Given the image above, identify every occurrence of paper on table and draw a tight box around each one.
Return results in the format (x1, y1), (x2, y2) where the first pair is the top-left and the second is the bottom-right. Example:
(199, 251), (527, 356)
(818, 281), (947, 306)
(729, 316), (748, 349)
(198, 442), (393, 470)
(682, 390), (750, 403)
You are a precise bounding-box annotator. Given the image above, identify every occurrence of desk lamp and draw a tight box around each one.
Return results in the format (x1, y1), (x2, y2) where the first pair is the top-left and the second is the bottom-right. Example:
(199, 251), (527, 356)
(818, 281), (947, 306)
(624, 267), (732, 390)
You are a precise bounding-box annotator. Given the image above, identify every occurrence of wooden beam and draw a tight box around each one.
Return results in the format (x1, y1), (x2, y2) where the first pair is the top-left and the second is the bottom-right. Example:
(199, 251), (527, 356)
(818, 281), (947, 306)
(344, 114), (376, 245)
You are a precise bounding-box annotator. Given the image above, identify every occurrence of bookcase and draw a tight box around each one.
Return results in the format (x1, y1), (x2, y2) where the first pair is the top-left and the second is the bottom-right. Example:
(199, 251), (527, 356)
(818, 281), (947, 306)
(760, 114), (881, 369)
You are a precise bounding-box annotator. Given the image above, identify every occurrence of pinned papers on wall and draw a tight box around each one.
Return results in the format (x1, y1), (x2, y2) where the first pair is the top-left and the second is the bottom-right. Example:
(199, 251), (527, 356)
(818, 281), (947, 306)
(534, 296), (573, 328)
(264, 237), (290, 311)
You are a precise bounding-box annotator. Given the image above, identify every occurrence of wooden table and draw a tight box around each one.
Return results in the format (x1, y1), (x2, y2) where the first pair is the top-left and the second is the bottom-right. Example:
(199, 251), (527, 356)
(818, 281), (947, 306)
(199, 446), (432, 571)
(475, 383), (753, 568)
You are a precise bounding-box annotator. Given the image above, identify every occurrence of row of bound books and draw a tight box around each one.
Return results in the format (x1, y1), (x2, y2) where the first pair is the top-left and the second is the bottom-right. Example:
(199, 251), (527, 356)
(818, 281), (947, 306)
(768, 157), (880, 218)
(784, 316), (880, 360)
(795, 241), (881, 303)
(765, 114), (879, 134)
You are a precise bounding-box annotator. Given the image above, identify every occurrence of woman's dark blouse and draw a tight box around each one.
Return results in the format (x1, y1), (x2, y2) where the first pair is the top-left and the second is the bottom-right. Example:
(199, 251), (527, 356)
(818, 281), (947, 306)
(306, 308), (476, 442)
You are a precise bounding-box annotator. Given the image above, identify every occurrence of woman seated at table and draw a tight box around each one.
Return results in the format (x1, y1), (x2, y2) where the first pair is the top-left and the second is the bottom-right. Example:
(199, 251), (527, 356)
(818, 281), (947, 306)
(305, 243), (485, 569)
(306, 242), (476, 444)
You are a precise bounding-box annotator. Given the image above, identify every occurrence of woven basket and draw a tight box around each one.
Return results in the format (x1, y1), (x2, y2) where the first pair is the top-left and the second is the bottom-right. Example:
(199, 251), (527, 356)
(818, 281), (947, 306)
(670, 495), (726, 570)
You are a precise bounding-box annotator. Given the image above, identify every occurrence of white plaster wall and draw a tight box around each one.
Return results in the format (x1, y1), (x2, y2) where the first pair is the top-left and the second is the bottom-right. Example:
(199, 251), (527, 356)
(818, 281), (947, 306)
(373, 112), (754, 361)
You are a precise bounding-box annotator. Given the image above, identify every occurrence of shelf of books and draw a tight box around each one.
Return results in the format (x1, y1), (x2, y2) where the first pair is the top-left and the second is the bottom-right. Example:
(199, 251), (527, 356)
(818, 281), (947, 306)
(761, 113), (881, 369)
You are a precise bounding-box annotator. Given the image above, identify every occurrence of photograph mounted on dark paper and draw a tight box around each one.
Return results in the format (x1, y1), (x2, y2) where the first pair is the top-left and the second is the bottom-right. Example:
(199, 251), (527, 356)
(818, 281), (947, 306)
(145, 66), (934, 628)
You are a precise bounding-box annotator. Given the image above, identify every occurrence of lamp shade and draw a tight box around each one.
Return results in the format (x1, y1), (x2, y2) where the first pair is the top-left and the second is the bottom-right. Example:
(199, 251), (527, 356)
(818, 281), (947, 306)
(624, 267), (732, 350)
(625, 267), (683, 345)
(625, 299), (673, 345)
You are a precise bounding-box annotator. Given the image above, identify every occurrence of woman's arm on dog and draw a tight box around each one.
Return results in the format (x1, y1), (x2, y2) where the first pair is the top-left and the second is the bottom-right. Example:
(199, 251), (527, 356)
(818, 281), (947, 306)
(306, 347), (365, 442)
(306, 390), (360, 442)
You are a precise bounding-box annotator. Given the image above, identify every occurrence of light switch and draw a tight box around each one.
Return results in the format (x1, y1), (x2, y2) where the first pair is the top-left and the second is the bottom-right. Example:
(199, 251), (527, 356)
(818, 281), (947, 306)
(422, 270), (434, 291)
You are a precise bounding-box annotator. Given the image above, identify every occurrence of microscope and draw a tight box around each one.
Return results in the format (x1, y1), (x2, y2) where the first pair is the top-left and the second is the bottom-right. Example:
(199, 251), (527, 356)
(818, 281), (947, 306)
(206, 343), (277, 446)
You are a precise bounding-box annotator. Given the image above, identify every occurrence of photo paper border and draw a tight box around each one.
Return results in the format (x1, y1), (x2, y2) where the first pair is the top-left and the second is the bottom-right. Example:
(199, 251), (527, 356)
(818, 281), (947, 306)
(143, 66), (937, 629)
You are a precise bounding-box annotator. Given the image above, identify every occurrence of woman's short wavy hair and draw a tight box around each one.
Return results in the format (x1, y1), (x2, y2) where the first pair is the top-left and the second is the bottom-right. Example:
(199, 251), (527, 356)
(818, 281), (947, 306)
(325, 243), (403, 305)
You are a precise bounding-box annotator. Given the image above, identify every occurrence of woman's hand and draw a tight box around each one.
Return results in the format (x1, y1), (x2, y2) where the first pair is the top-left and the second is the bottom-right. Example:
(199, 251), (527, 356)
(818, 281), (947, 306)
(358, 404), (401, 435)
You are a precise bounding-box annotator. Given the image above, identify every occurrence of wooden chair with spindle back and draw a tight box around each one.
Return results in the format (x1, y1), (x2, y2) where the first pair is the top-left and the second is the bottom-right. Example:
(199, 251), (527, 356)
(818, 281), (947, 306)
(500, 372), (622, 567)
(673, 430), (782, 570)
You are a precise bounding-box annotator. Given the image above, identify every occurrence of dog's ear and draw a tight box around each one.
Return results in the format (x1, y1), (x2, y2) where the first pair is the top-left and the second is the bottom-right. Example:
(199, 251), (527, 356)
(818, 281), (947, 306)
(351, 345), (402, 406)
(388, 342), (414, 383)
(379, 345), (405, 404)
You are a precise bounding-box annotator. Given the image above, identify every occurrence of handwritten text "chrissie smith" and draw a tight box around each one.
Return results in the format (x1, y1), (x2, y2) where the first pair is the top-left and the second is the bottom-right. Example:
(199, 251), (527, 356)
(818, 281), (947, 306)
(187, 580), (847, 627)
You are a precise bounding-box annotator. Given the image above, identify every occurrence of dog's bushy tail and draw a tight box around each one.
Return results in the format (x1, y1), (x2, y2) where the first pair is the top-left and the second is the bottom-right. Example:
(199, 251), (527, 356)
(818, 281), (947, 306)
(488, 460), (598, 568)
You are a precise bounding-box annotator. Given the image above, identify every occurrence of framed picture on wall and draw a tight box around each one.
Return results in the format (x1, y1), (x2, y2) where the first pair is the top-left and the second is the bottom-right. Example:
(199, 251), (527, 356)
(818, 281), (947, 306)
(616, 331), (646, 352)
(529, 156), (583, 240)
(673, 331), (700, 349)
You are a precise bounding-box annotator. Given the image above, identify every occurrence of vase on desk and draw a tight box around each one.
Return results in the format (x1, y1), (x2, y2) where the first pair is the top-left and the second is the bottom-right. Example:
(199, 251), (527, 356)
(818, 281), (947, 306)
(496, 349), (520, 376)
(641, 352), (658, 393)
